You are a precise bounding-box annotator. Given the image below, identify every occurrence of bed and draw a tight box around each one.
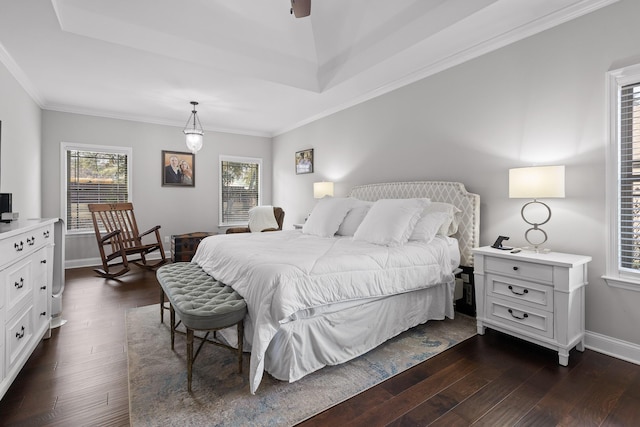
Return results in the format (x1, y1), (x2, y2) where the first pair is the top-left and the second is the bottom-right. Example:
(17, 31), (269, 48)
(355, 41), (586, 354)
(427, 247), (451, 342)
(192, 181), (479, 393)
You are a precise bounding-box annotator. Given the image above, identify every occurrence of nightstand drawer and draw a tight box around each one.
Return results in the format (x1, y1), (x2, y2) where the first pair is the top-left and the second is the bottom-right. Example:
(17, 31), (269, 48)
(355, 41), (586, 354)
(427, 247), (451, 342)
(485, 257), (553, 283)
(486, 274), (553, 312)
(485, 296), (553, 339)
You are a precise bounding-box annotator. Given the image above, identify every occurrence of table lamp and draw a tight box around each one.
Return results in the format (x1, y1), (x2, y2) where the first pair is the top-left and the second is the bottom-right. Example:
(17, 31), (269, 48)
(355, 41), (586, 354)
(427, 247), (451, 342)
(313, 181), (334, 198)
(509, 165), (565, 251)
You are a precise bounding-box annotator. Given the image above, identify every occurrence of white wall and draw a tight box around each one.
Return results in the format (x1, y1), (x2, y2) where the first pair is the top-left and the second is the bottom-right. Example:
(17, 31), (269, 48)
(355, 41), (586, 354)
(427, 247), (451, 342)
(273, 0), (640, 347)
(0, 59), (42, 217)
(41, 110), (271, 264)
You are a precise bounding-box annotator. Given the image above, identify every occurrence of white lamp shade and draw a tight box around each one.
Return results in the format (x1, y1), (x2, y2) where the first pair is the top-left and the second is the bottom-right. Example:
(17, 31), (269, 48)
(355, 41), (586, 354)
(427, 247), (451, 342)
(509, 165), (565, 199)
(185, 132), (203, 154)
(313, 181), (334, 198)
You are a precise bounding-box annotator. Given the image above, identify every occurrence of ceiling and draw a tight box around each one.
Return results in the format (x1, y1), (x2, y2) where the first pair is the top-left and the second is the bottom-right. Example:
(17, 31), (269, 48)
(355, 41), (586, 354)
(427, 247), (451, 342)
(0, 0), (617, 137)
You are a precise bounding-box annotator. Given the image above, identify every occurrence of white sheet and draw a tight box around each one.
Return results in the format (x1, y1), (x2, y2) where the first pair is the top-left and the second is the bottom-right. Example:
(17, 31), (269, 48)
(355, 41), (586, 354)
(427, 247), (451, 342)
(192, 230), (455, 393)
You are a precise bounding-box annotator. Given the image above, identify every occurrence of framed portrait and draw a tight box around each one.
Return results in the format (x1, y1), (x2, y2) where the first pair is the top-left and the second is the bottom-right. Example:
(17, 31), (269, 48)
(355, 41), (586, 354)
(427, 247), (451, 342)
(162, 150), (195, 187)
(295, 149), (314, 174)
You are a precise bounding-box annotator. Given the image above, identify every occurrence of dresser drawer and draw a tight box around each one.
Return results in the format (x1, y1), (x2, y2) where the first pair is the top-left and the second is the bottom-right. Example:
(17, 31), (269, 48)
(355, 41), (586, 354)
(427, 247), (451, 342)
(485, 296), (553, 339)
(486, 273), (553, 312)
(7, 306), (34, 372)
(5, 258), (32, 320)
(485, 256), (553, 283)
(0, 224), (54, 269)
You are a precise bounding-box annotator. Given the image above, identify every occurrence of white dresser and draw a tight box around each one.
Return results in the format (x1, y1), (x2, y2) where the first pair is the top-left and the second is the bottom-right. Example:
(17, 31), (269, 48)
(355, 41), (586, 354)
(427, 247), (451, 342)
(472, 246), (591, 366)
(0, 219), (56, 400)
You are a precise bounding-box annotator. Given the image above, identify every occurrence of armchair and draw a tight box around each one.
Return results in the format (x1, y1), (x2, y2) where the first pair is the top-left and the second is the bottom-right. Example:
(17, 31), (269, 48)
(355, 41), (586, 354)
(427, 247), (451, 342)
(226, 207), (285, 234)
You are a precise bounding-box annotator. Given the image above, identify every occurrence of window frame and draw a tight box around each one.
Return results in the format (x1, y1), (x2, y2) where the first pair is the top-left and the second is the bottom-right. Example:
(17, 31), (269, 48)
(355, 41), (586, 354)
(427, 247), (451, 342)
(60, 142), (133, 235)
(219, 155), (263, 227)
(604, 64), (640, 290)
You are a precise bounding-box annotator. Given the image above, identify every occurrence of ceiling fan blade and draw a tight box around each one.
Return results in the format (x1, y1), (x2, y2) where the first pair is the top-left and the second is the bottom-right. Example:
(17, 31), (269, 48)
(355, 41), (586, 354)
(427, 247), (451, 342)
(290, 0), (311, 18)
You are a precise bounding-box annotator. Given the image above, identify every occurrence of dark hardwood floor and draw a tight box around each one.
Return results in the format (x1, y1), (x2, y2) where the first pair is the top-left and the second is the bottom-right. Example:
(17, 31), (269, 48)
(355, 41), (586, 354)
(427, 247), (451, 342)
(0, 267), (639, 426)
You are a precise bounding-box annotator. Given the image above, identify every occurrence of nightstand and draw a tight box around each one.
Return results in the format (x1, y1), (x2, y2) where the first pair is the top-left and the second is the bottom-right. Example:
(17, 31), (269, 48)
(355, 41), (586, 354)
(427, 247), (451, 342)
(472, 246), (591, 366)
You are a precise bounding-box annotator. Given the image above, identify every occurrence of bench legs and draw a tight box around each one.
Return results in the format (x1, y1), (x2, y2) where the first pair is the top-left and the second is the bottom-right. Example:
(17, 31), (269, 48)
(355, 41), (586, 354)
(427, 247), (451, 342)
(186, 321), (244, 393)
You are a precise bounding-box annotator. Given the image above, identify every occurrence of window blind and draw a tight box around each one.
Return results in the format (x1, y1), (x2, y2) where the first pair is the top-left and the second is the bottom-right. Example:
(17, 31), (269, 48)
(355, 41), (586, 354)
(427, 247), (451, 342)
(221, 160), (260, 225)
(620, 82), (640, 270)
(66, 150), (129, 232)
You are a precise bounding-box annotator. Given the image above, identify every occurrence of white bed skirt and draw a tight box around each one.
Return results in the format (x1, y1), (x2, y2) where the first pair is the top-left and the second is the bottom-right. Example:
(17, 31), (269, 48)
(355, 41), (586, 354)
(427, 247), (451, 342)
(262, 280), (455, 383)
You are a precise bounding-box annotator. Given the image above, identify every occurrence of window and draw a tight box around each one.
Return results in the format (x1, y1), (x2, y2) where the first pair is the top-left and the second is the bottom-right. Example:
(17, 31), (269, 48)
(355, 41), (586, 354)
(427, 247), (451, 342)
(219, 155), (262, 226)
(61, 143), (132, 233)
(605, 65), (640, 289)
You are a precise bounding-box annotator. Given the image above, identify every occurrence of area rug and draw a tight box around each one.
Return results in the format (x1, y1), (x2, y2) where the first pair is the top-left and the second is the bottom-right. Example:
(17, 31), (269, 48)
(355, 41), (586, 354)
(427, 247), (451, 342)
(127, 304), (476, 426)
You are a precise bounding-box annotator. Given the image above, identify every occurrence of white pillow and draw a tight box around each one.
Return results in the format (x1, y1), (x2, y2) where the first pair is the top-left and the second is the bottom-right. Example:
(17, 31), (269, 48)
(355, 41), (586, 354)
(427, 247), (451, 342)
(248, 206), (279, 232)
(421, 202), (462, 235)
(410, 211), (451, 242)
(336, 201), (372, 236)
(353, 199), (424, 246)
(303, 197), (359, 237)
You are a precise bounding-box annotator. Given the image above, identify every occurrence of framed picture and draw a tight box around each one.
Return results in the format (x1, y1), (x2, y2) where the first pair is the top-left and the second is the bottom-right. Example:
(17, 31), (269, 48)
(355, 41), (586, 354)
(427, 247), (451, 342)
(295, 149), (314, 174)
(162, 150), (195, 187)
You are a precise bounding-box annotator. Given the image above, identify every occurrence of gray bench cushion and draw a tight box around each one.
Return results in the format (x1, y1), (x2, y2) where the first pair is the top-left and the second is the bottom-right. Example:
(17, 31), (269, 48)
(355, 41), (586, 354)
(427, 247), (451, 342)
(157, 262), (246, 330)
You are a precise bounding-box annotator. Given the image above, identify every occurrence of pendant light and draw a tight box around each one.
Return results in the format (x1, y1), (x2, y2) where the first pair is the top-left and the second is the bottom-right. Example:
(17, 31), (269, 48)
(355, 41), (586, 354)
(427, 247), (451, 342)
(183, 101), (203, 154)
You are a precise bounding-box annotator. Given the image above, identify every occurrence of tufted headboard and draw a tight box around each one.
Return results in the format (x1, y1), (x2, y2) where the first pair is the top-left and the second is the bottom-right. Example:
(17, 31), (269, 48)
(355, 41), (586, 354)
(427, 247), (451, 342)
(348, 181), (480, 267)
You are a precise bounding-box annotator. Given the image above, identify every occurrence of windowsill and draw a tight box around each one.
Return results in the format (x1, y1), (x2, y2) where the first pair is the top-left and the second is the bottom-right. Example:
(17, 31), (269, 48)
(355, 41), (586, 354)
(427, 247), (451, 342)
(602, 275), (640, 291)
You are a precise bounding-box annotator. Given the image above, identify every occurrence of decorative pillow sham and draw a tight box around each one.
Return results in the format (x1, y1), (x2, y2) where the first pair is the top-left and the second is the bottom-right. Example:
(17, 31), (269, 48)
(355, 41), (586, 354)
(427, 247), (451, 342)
(420, 202), (462, 236)
(410, 211), (451, 242)
(303, 197), (359, 237)
(336, 201), (373, 236)
(248, 206), (279, 232)
(353, 198), (425, 246)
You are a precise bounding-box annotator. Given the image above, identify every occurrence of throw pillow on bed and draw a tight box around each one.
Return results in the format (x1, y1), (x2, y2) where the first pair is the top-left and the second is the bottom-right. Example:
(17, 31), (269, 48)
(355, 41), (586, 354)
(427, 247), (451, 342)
(303, 197), (360, 237)
(336, 201), (373, 236)
(353, 198), (426, 246)
(420, 202), (462, 236)
(409, 211), (451, 242)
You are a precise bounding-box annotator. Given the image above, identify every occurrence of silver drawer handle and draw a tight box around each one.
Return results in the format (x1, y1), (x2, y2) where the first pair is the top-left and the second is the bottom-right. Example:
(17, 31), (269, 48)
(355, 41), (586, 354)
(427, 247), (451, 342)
(15, 278), (24, 289)
(43, 230), (50, 238)
(508, 308), (529, 320)
(27, 236), (35, 246)
(16, 326), (25, 339)
(508, 285), (529, 296)
(14, 241), (24, 251)
(512, 266), (519, 271)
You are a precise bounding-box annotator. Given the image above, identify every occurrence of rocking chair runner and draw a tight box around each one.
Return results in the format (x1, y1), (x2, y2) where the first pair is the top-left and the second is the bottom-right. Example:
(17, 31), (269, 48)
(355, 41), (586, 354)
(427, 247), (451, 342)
(88, 202), (167, 278)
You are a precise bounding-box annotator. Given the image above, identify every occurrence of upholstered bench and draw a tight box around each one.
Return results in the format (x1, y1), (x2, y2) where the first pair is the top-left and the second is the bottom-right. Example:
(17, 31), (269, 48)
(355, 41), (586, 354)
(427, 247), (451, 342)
(156, 262), (247, 392)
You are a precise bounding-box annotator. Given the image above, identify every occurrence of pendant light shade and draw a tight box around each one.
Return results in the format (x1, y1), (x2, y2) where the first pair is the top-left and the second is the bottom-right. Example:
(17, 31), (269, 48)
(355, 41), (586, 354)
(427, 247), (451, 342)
(183, 101), (203, 154)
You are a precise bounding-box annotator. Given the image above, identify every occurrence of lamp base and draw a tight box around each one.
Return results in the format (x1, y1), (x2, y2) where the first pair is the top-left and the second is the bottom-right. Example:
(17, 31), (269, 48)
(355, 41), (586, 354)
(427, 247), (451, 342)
(521, 199), (552, 252)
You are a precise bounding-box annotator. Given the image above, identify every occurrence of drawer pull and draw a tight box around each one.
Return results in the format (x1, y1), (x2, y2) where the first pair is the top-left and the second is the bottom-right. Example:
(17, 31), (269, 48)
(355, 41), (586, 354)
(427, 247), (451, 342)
(508, 308), (529, 320)
(508, 285), (529, 296)
(40, 311), (47, 317)
(40, 285), (47, 290)
(16, 326), (25, 339)
(43, 230), (50, 238)
(512, 266), (519, 271)
(15, 278), (24, 289)
(41, 259), (47, 264)
(14, 241), (24, 251)
(27, 236), (35, 246)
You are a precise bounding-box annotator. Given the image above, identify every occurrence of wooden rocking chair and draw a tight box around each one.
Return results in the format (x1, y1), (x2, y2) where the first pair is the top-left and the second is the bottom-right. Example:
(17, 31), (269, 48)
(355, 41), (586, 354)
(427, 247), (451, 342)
(88, 202), (168, 279)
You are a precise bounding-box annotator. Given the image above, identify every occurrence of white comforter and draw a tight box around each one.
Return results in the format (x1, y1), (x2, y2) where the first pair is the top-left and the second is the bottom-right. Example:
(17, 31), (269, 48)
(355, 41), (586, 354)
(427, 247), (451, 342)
(191, 230), (454, 393)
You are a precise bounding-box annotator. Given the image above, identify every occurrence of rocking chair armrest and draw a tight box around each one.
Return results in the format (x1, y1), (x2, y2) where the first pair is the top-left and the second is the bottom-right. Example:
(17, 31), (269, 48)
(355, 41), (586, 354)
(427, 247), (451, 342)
(100, 229), (122, 244)
(139, 225), (162, 238)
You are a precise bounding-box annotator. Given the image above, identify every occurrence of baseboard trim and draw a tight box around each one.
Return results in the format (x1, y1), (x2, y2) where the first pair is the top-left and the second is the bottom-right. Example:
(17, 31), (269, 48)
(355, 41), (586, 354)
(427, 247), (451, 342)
(65, 251), (171, 269)
(584, 330), (640, 366)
